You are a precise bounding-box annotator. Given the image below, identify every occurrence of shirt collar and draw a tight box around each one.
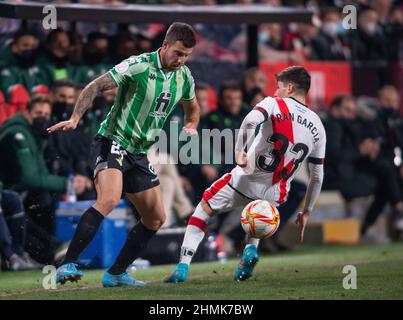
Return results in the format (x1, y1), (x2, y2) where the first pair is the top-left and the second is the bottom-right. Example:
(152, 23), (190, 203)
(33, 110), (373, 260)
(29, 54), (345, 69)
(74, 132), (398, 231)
(151, 49), (163, 69)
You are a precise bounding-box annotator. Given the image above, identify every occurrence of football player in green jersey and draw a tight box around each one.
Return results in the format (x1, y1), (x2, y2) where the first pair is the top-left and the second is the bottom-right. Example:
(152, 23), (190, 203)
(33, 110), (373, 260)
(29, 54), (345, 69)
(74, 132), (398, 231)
(48, 22), (200, 287)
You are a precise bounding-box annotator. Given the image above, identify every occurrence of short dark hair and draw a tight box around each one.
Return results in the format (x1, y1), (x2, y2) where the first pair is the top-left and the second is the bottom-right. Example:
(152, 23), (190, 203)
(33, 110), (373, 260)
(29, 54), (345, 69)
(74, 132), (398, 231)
(165, 22), (196, 48)
(27, 95), (53, 112)
(320, 7), (341, 21)
(219, 80), (242, 98)
(330, 95), (355, 110)
(275, 66), (311, 96)
(46, 28), (68, 45)
(52, 80), (76, 93)
(87, 32), (109, 44)
(13, 28), (35, 43)
(195, 82), (209, 92)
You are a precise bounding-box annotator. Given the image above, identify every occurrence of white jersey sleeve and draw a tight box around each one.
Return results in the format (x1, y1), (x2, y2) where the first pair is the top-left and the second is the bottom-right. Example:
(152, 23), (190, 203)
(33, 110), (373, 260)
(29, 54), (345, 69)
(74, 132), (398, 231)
(304, 121), (326, 212)
(234, 97), (276, 152)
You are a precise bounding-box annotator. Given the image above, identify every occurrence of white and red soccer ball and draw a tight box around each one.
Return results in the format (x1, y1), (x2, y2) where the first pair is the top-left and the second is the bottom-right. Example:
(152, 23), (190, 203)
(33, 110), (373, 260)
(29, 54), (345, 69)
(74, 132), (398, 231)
(241, 200), (280, 239)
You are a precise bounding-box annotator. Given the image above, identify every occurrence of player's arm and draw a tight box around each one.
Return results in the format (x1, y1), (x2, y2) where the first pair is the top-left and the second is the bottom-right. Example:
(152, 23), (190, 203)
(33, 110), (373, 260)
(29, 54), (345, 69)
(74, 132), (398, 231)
(234, 107), (268, 167)
(181, 98), (200, 135)
(47, 73), (117, 133)
(296, 129), (326, 243)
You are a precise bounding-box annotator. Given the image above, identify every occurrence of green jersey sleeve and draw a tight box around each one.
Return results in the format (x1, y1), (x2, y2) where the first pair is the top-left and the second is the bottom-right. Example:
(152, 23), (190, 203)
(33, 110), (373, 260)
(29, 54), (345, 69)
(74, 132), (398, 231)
(108, 56), (148, 87)
(181, 67), (195, 101)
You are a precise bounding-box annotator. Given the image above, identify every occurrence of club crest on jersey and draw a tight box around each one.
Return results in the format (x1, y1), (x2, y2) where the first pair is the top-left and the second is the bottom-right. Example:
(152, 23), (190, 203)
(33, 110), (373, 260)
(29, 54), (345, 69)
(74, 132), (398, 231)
(149, 73), (156, 80)
(150, 92), (172, 118)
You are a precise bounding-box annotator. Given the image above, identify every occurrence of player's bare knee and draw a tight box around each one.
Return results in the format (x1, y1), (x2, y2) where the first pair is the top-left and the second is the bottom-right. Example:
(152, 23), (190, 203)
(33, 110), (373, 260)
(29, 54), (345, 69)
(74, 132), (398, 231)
(95, 197), (120, 214)
(143, 213), (166, 230)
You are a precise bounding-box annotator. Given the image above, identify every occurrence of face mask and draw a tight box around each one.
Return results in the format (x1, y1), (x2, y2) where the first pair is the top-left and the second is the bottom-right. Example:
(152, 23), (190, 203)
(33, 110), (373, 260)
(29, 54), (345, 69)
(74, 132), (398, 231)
(362, 23), (377, 36)
(258, 32), (270, 44)
(85, 50), (107, 65)
(15, 49), (36, 67)
(32, 116), (50, 137)
(382, 107), (398, 118)
(93, 96), (110, 111)
(323, 22), (339, 38)
(49, 52), (68, 67)
(337, 21), (347, 36)
(53, 102), (74, 120)
(339, 118), (355, 127)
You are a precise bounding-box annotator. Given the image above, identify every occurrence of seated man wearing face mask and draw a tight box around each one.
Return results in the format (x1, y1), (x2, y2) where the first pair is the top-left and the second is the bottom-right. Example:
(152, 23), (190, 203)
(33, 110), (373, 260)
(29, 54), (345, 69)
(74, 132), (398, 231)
(46, 81), (95, 200)
(311, 7), (347, 61)
(73, 32), (112, 86)
(0, 95), (88, 263)
(0, 29), (48, 97)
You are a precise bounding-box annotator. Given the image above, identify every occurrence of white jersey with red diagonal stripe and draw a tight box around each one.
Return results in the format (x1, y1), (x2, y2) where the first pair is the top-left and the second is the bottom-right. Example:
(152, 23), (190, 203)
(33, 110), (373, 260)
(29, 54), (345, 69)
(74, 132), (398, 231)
(231, 96), (326, 206)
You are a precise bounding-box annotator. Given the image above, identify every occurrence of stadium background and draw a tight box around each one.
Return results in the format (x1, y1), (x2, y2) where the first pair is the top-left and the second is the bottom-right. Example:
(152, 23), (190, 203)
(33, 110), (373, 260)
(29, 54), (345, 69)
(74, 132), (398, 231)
(0, 0), (402, 300)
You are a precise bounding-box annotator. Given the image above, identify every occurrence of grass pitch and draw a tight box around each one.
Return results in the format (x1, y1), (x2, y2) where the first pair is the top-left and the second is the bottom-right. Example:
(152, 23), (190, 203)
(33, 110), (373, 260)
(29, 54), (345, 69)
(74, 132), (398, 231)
(0, 243), (402, 300)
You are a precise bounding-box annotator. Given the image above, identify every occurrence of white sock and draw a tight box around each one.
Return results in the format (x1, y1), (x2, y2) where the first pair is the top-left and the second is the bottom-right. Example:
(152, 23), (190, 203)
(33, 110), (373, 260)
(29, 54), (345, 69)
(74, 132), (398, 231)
(245, 236), (260, 249)
(179, 203), (210, 266)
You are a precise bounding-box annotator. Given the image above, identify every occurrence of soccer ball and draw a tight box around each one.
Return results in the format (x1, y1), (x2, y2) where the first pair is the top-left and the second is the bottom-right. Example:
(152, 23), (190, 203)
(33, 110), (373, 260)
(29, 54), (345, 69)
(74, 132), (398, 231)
(240, 200), (280, 239)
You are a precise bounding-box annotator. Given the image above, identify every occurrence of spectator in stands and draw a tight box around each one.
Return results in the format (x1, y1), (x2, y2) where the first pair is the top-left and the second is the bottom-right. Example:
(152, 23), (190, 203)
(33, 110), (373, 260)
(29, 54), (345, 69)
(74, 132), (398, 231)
(38, 29), (75, 86)
(385, 5), (403, 61)
(322, 95), (403, 237)
(51, 80), (76, 123)
(242, 67), (267, 98)
(0, 180), (41, 270)
(0, 29), (47, 98)
(46, 81), (95, 199)
(260, 22), (317, 62)
(311, 7), (348, 60)
(67, 31), (84, 66)
(204, 80), (247, 177)
(346, 7), (388, 62)
(371, 0), (394, 28)
(359, 85), (403, 233)
(74, 32), (111, 85)
(195, 82), (212, 118)
(0, 95), (89, 263)
(244, 87), (265, 108)
(110, 31), (138, 65)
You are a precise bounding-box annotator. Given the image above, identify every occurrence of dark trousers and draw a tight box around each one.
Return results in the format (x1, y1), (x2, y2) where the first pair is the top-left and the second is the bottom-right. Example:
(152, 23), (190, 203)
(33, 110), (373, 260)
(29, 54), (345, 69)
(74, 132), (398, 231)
(1, 190), (26, 257)
(24, 191), (60, 264)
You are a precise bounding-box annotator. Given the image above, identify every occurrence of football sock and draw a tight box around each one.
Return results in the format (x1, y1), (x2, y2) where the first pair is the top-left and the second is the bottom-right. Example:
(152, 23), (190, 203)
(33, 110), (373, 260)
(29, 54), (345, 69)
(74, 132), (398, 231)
(62, 207), (104, 265)
(245, 236), (260, 250)
(179, 203), (210, 266)
(108, 221), (156, 275)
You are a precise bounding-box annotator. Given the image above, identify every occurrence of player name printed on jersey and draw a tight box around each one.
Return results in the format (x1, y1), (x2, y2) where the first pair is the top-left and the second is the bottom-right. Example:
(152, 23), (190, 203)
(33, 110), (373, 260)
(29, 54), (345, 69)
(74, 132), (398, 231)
(231, 96), (326, 206)
(274, 111), (321, 143)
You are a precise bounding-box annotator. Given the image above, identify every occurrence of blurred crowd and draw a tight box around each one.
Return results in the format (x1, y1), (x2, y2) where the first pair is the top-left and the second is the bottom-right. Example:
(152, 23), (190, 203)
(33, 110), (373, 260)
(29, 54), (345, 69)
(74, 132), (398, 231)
(0, 0), (403, 271)
(1, 0), (402, 63)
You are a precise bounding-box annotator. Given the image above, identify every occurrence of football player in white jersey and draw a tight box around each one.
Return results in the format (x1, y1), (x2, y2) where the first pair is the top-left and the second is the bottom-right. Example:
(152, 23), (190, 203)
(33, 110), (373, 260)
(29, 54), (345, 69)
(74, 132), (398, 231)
(164, 66), (327, 283)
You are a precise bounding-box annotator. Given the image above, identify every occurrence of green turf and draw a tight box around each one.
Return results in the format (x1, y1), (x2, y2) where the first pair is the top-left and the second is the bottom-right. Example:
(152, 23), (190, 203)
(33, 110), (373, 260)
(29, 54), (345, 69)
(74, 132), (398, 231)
(1, 243), (402, 300)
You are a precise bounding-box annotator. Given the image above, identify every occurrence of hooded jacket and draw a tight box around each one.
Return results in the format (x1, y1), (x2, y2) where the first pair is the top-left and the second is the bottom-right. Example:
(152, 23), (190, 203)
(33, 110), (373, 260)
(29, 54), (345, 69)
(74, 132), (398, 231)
(0, 112), (67, 193)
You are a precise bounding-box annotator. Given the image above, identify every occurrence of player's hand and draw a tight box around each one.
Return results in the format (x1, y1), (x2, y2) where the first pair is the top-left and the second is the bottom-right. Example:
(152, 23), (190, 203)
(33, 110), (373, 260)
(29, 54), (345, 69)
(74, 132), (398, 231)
(182, 125), (198, 136)
(47, 119), (78, 133)
(295, 210), (310, 243)
(235, 150), (248, 168)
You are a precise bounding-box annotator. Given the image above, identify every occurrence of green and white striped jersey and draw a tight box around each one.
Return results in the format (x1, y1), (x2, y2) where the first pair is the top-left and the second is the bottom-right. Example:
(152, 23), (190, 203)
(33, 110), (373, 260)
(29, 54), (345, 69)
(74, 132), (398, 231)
(98, 50), (195, 154)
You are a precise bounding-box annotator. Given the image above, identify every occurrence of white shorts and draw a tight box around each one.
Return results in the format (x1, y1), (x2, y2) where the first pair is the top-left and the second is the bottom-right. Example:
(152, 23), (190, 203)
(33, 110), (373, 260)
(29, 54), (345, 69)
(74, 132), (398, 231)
(202, 173), (256, 213)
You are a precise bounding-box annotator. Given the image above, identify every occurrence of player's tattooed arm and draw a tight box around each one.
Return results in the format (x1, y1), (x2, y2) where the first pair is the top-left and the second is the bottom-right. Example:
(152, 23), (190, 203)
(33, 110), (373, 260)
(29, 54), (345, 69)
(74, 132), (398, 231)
(181, 98), (200, 135)
(47, 73), (117, 133)
(71, 73), (117, 123)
